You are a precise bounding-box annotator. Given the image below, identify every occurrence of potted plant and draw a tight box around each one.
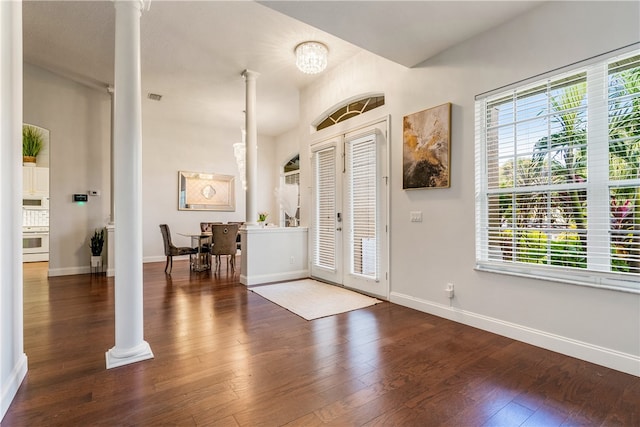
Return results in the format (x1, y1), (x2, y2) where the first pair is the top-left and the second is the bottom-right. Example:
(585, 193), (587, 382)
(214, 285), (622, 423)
(90, 228), (105, 268)
(22, 125), (43, 166)
(258, 212), (268, 227)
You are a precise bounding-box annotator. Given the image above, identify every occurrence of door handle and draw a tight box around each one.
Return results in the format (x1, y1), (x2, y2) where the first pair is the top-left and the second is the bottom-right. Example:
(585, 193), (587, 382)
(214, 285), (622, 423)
(336, 227), (342, 231)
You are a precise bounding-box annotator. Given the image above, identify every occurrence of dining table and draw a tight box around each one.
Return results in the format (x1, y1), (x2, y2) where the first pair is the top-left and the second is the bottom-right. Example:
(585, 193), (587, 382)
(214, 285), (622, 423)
(178, 232), (212, 272)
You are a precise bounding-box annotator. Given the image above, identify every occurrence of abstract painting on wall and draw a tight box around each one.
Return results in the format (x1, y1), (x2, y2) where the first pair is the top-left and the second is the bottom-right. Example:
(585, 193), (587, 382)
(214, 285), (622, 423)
(402, 103), (451, 189)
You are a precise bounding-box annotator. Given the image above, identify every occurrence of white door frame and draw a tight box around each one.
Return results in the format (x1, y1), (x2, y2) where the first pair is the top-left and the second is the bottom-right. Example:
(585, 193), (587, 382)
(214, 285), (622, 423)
(341, 122), (388, 298)
(309, 114), (390, 299)
(310, 139), (343, 285)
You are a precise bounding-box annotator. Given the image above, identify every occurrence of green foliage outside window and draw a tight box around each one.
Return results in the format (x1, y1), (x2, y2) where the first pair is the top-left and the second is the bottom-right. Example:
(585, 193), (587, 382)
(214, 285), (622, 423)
(495, 54), (639, 274)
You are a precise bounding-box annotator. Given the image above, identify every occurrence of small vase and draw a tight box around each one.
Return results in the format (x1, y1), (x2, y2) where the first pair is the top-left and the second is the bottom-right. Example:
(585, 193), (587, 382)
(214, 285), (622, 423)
(90, 255), (102, 267)
(258, 221), (265, 228)
(23, 156), (36, 166)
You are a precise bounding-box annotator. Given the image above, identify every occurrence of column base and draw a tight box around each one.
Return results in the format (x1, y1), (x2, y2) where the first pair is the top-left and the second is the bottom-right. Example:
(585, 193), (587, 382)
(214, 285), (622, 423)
(105, 340), (154, 369)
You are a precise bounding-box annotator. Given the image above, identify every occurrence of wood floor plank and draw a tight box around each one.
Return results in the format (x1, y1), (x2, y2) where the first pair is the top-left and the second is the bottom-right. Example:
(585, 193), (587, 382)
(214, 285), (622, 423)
(520, 404), (570, 427)
(2, 261), (639, 426)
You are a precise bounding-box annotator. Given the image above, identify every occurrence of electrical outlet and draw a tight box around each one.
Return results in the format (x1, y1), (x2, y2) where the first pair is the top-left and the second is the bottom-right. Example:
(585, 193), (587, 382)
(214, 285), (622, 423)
(290, 256), (295, 264)
(410, 211), (423, 222)
(445, 283), (454, 299)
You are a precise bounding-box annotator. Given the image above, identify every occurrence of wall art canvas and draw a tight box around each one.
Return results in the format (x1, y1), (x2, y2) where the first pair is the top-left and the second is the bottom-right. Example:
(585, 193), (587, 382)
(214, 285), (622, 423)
(178, 171), (235, 211)
(403, 102), (451, 189)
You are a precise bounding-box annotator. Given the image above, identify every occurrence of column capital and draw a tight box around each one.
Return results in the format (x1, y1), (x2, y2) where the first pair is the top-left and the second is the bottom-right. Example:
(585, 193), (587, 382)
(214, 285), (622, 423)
(241, 69), (260, 80)
(113, 0), (144, 14)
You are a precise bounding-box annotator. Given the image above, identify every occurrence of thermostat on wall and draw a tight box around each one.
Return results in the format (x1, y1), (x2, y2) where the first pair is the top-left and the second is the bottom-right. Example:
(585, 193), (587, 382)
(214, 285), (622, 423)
(73, 194), (88, 203)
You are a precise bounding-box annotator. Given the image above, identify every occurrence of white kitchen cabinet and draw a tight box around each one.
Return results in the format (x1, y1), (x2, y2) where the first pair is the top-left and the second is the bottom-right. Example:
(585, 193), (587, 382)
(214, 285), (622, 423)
(23, 166), (49, 196)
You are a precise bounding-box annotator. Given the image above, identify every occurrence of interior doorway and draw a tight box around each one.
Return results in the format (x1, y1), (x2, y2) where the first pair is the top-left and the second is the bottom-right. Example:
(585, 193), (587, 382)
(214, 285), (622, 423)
(310, 118), (389, 299)
(22, 124), (50, 265)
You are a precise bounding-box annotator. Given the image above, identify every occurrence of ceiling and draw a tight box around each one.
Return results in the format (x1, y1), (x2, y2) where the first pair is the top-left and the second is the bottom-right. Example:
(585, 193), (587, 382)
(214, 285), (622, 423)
(22, 1), (542, 137)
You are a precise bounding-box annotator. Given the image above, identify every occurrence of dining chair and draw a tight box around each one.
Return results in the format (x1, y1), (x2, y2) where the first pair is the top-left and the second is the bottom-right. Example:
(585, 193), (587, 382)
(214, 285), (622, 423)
(210, 223), (240, 271)
(227, 221), (244, 251)
(159, 224), (198, 273)
(199, 222), (222, 253)
(199, 222), (223, 233)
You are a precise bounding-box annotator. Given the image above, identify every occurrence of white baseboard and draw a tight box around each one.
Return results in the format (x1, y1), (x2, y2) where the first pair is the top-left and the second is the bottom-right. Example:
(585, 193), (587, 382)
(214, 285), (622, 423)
(48, 257), (165, 277)
(47, 256), (206, 276)
(390, 291), (640, 377)
(1, 353), (27, 422)
(241, 269), (309, 287)
(48, 266), (91, 277)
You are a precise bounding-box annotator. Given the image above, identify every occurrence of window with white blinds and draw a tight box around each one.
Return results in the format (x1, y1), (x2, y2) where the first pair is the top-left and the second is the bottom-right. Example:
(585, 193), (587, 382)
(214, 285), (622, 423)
(346, 134), (377, 279)
(475, 49), (640, 293)
(313, 146), (337, 270)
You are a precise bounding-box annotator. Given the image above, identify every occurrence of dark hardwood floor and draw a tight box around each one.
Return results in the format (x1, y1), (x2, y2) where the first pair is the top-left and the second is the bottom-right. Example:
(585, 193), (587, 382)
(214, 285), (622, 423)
(2, 261), (638, 426)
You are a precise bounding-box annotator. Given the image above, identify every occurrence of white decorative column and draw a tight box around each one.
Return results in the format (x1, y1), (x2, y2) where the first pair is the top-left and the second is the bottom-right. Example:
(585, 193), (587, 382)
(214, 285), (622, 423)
(106, 86), (115, 277)
(240, 70), (259, 286)
(242, 70), (259, 226)
(106, 223), (115, 277)
(106, 0), (153, 369)
(0, 0), (28, 418)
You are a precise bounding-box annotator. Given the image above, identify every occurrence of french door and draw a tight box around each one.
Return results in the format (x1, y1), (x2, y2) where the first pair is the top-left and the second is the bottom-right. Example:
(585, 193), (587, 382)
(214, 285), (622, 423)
(311, 120), (388, 298)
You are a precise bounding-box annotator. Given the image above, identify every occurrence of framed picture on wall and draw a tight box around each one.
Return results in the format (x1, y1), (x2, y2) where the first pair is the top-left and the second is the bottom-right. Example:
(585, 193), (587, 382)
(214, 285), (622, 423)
(178, 171), (235, 211)
(402, 102), (451, 189)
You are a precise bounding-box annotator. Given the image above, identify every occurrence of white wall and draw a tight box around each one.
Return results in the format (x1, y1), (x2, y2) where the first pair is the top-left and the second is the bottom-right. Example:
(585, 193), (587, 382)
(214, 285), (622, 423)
(275, 127), (299, 169)
(141, 114), (277, 261)
(298, 1), (640, 375)
(24, 64), (112, 276)
(24, 64), (280, 267)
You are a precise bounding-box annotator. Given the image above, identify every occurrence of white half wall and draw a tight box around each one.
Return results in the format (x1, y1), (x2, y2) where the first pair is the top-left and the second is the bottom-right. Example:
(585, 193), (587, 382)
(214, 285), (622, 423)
(240, 226), (309, 286)
(298, 1), (640, 375)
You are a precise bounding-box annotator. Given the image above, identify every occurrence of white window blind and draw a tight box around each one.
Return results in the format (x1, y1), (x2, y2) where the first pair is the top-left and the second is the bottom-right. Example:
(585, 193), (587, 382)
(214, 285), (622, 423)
(475, 49), (640, 293)
(346, 134), (377, 279)
(313, 146), (336, 270)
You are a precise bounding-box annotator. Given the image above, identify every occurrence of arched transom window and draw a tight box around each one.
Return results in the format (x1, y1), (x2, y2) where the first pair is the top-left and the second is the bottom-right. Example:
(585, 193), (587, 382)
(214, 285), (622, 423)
(316, 95), (385, 131)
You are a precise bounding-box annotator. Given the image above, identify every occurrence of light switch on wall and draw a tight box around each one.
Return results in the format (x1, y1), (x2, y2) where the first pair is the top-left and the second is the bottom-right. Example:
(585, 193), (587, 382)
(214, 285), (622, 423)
(410, 211), (423, 222)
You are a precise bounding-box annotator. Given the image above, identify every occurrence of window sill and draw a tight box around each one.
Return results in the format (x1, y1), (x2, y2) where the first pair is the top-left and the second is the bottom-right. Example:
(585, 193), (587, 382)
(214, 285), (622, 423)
(475, 261), (640, 294)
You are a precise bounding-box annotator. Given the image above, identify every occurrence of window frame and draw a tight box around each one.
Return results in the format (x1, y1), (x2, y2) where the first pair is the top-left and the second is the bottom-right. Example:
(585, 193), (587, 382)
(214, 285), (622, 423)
(475, 47), (640, 294)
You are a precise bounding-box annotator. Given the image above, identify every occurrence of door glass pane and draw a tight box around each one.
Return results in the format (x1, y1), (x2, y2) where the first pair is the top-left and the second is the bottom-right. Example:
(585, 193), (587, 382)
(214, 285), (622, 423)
(346, 134), (377, 278)
(314, 147), (336, 269)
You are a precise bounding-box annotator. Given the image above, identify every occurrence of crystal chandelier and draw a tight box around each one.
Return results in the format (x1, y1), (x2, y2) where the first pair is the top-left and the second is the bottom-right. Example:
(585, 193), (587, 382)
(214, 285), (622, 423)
(295, 41), (328, 74)
(233, 128), (247, 191)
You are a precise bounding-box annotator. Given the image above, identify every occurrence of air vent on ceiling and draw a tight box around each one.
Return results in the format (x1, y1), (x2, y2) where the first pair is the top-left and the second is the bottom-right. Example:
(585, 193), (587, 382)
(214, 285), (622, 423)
(147, 93), (162, 101)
